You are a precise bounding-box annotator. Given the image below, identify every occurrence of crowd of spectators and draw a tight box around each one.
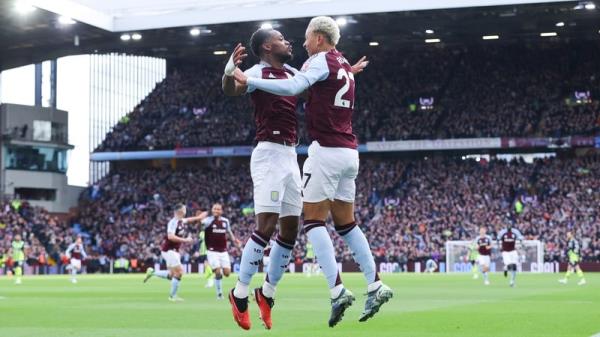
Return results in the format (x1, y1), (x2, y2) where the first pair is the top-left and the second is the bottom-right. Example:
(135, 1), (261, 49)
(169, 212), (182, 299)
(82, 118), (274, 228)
(95, 41), (600, 152)
(0, 200), (56, 273)
(26, 154), (595, 269)
(6, 40), (600, 273)
(359, 155), (600, 264)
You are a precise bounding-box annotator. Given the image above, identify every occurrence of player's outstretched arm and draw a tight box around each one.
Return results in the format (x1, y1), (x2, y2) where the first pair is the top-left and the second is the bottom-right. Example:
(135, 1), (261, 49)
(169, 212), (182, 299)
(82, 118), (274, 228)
(236, 68), (320, 96)
(222, 43), (249, 96)
(234, 53), (328, 96)
(184, 211), (209, 223)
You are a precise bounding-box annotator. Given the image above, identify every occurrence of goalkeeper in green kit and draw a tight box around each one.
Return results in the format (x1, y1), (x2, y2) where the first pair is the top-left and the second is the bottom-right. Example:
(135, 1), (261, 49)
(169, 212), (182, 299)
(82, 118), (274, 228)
(199, 230), (214, 288)
(558, 231), (586, 286)
(468, 241), (479, 279)
(10, 234), (25, 284)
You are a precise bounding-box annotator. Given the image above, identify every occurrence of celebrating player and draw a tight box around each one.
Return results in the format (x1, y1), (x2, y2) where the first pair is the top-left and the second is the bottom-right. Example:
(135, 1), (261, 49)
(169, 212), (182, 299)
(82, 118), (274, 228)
(558, 231), (586, 285)
(65, 236), (87, 284)
(222, 28), (303, 330)
(200, 203), (241, 299)
(497, 218), (524, 287)
(143, 204), (207, 301)
(10, 234), (25, 284)
(474, 227), (493, 285)
(233, 16), (391, 327)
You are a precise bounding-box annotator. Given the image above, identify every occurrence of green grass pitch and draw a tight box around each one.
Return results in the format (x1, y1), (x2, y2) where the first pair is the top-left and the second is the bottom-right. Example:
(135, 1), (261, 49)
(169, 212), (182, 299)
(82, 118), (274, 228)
(1, 273), (599, 337)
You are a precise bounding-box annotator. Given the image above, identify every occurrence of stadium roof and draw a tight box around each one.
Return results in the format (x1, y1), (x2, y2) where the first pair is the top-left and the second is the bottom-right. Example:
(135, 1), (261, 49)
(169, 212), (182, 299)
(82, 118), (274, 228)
(31, 0), (571, 32)
(1, 0), (599, 71)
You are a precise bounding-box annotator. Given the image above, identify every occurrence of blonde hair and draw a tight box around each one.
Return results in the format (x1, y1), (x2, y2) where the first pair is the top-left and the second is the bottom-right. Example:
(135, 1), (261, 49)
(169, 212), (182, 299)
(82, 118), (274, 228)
(307, 16), (340, 46)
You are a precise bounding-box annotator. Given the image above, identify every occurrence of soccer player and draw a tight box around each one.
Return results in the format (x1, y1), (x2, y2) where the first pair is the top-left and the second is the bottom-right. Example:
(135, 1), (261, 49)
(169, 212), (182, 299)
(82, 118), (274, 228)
(474, 227), (493, 285)
(143, 204), (207, 301)
(467, 240), (479, 279)
(65, 236), (87, 283)
(222, 28), (303, 330)
(233, 16), (392, 327)
(305, 241), (318, 277)
(0, 249), (6, 273)
(200, 203), (241, 299)
(198, 230), (214, 288)
(497, 220), (524, 287)
(425, 258), (438, 273)
(10, 234), (25, 284)
(558, 231), (586, 285)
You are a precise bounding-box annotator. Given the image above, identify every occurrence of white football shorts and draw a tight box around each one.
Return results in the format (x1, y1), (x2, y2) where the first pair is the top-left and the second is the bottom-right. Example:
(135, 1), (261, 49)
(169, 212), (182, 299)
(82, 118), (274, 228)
(302, 141), (359, 203)
(251, 141), (302, 217)
(207, 251), (231, 270)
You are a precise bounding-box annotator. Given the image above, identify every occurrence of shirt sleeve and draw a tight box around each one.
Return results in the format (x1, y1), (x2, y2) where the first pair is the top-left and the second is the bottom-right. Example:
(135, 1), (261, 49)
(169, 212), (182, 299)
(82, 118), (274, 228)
(284, 64), (300, 75)
(81, 246), (88, 259)
(167, 220), (178, 235)
(244, 65), (263, 94)
(225, 219), (234, 236)
(202, 217), (213, 230)
(246, 52), (329, 96)
(497, 229), (506, 242)
(66, 244), (74, 256)
(514, 229), (524, 240)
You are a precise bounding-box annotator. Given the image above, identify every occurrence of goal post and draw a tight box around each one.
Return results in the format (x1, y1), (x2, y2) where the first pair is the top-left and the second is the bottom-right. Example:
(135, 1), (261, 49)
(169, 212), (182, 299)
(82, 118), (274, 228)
(445, 240), (544, 273)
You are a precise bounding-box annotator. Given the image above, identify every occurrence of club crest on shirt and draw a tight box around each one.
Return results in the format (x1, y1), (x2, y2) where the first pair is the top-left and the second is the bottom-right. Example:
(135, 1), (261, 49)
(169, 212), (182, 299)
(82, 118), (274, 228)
(270, 191), (280, 202)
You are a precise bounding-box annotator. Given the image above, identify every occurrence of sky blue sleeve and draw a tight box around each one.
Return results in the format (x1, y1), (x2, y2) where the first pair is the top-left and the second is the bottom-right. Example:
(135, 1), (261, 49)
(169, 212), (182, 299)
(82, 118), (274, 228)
(202, 217), (213, 230)
(515, 229), (525, 240)
(247, 52), (329, 96)
(497, 229), (506, 242)
(244, 65), (262, 94)
(225, 219), (234, 236)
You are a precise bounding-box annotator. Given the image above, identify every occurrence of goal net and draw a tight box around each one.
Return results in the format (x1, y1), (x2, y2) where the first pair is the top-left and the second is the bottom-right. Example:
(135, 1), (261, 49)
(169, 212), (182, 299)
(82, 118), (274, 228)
(445, 240), (544, 273)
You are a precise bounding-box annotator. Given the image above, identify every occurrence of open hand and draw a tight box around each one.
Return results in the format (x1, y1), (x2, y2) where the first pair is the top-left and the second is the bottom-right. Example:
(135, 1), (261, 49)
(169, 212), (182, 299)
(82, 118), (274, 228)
(232, 43), (248, 67)
(351, 56), (369, 75)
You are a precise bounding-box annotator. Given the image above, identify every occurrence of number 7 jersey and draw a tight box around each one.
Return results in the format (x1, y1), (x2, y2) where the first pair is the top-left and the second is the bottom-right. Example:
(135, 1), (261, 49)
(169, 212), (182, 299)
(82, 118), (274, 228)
(301, 49), (357, 149)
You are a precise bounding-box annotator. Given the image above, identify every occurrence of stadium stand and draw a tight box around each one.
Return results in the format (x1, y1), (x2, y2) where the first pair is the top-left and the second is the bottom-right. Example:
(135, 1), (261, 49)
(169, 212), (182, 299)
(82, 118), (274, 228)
(12, 154), (595, 271)
(95, 42), (600, 152)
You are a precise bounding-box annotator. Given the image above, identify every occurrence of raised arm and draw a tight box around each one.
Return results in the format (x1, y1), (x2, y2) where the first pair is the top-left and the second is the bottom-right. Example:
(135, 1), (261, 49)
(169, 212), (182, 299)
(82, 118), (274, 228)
(222, 43), (249, 96)
(514, 229), (525, 244)
(183, 211), (209, 224)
